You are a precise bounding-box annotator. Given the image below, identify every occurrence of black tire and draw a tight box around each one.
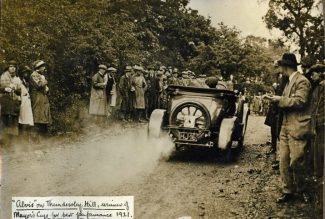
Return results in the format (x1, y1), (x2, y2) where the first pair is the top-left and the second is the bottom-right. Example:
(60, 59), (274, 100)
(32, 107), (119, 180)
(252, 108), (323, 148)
(169, 102), (211, 139)
(219, 141), (233, 163)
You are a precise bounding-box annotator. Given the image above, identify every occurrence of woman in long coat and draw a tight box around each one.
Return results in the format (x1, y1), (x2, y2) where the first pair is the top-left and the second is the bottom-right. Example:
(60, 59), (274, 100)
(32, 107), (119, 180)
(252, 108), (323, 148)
(89, 65), (108, 117)
(0, 60), (22, 146)
(132, 66), (147, 122)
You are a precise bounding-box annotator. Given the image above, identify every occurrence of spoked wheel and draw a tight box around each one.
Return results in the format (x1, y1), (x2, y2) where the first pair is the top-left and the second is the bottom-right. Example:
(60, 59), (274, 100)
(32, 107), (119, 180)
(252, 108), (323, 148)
(170, 102), (211, 129)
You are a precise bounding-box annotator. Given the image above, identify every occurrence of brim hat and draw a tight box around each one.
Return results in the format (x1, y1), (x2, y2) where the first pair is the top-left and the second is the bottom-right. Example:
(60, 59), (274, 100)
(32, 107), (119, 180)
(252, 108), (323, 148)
(98, 64), (108, 71)
(107, 67), (117, 72)
(8, 60), (17, 66)
(34, 60), (46, 69)
(134, 66), (144, 72)
(278, 53), (299, 68)
(125, 66), (132, 73)
(301, 56), (316, 68)
(308, 64), (325, 74)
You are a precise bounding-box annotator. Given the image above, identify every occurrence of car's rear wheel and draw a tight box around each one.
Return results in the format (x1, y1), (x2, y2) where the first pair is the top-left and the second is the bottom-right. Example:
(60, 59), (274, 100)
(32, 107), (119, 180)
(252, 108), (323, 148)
(170, 102), (211, 129)
(170, 102), (211, 140)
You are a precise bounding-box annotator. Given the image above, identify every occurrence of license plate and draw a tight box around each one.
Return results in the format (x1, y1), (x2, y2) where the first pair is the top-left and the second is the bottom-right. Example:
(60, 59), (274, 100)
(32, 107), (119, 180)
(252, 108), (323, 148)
(179, 132), (197, 141)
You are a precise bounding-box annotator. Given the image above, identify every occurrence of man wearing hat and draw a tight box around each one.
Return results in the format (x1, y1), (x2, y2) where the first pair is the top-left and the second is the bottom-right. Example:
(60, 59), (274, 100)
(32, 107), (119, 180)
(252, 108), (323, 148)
(132, 66), (147, 122)
(0, 60), (22, 146)
(266, 53), (312, 203)
(308, 63), (325, 209)
(264, 60), (289, 157)
(89, 64), (108, 123)
(119, 66), (133, 121)
(29, 60), (51, 140)
(308, 64), (325, 179)
(301, 55), (316, 82)
(106, 67), (117, 116)
(168, 69), (179, 85)
(147, 65), (158, 116)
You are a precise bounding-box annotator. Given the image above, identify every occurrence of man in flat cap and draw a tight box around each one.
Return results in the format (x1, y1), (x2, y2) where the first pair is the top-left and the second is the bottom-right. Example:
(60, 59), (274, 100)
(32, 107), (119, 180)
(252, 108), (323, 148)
(266, 53), (312, 203)
(0, 60), (22, 146)
(119, 66), (133, 121)
(168, 69), (179, 85)
(147, 65), (158, 116)
(30, 60), (51, 141)
(132, 66), (147, 122)
(106, 67), (117, 117)
(89, 64), (108, 124)
(308, 63), (325, 209)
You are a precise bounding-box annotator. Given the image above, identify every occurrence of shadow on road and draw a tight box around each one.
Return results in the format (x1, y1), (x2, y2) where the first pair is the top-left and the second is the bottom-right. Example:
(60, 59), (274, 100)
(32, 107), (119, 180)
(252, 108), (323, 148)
(167, 145), (245, 165)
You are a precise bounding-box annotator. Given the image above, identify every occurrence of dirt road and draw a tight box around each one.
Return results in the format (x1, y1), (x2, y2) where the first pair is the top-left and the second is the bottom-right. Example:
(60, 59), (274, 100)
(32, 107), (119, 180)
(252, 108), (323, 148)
(0, 116), (321, 218)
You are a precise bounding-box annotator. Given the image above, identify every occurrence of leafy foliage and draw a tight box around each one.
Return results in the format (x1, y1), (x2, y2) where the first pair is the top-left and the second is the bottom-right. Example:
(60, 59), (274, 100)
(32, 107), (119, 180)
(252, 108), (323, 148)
(263, 0), (324, 60)
(0, 0), (289, 132)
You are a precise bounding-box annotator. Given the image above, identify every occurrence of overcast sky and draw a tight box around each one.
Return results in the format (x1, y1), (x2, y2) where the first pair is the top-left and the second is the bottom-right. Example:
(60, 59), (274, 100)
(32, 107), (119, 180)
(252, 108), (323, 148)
(188, 0), (281, 39)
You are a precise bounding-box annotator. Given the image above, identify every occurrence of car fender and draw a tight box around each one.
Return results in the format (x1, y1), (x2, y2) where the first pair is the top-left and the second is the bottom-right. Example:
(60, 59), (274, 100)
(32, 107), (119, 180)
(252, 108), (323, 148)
(148, 109), (166, 138)
(242, 103), (250, 136)
(218, 117), (237, 150)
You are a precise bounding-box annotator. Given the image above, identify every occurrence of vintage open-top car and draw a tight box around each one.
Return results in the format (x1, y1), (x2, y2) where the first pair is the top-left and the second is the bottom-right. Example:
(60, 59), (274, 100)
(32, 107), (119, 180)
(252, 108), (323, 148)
(148, 85), (250, 161)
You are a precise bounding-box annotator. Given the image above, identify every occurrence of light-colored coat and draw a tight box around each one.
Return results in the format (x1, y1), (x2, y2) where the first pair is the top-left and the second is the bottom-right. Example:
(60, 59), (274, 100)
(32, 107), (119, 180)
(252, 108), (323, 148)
(278, 72), (311, 139)
(89, 72), (108, 116)
(19, 80), (34, 126)
(132, 75), (147, 109)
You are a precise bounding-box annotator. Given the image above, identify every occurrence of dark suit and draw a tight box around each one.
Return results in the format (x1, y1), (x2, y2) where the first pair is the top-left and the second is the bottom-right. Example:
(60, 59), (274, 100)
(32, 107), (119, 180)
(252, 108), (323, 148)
(278, 72), (311, 194)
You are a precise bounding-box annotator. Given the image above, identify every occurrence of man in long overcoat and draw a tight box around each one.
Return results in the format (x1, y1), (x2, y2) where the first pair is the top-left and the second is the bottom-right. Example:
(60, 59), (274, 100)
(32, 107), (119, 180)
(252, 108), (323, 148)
(106, 67), (117, 116)
(119, 66), (133, 121)
(89, 64), (108, 119)
(308, 64), (325, 178)
(132, 66), (147, 122)
(30, 60), (51, 138)
(267, 53), (312, 203)
(147, 66), (158, 116)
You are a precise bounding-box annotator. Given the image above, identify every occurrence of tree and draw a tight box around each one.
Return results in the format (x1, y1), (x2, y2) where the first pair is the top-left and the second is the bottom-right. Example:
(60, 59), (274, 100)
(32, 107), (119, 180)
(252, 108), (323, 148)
(263, 0), (323, 60)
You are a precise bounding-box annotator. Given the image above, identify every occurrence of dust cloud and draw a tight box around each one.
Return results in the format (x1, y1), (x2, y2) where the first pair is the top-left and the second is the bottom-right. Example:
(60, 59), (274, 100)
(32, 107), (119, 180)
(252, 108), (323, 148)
(1, 122), (175, 196)
(71, 124), (175, 190)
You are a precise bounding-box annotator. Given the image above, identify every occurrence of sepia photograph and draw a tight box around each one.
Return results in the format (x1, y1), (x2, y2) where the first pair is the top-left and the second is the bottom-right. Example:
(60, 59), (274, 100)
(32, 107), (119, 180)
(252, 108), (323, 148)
(0, 0), (324, 218)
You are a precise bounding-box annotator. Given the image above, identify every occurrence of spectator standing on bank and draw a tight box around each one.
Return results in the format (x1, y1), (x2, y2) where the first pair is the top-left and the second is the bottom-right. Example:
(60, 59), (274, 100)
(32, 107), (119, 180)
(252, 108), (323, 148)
(168, 69), (178, 85)
(89, 64), (108, 123)
(119, 66), (133, 121)
(143, 69), (151, 120)
(147, 66), (158, 116)
(132, 66), (147, 122)
(265, 60), (288, 156)
(301, 55), (316, 82)
(106, 67), (117, 117)
(308, 64), (325, 178)
(267, 53), (311, 203)
(308, 63), (325, 212)
(0, 60), (22, 146)
(30, 60), (51, 139)
(18, 66), (34, 141)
